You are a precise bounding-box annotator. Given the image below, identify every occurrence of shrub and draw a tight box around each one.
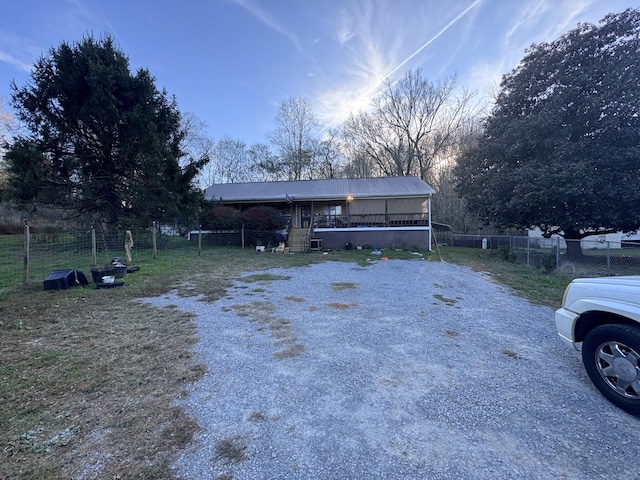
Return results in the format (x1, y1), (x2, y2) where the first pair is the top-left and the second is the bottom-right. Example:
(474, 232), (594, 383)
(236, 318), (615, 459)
(542, 253), (556, 273)
(241, 206), (286, 245)
(498, 245), (517, 263)
(200, 205), (242, 231)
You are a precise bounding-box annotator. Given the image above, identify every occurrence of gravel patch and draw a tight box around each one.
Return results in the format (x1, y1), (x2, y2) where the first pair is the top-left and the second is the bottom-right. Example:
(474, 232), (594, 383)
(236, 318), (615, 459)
(142, 259), (640, 479)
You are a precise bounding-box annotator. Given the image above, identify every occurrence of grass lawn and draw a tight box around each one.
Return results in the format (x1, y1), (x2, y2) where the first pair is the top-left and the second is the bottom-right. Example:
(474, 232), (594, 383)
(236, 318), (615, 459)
(0, 244), (571, 479)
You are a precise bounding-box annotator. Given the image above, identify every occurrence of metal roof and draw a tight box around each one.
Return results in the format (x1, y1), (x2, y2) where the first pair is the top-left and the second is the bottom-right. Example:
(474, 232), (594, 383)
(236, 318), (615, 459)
(204, 176), (435, 203)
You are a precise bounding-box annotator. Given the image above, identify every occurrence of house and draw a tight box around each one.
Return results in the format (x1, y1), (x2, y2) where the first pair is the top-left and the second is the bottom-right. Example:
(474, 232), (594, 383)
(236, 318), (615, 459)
(204, 176), (435, 252)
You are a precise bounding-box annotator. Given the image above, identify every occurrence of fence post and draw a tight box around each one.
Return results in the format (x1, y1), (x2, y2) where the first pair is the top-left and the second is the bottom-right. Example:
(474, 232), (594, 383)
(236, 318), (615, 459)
(91, 225), (97, 266)
(526, 237), (530, 266)
(241, 224), (245, 250)
(606, 241), (611, 276)
(22, 217), (30, 284)
(152, 221), (158, 259)
(197, 225), (202, 256)
(556, 237), (560, 270)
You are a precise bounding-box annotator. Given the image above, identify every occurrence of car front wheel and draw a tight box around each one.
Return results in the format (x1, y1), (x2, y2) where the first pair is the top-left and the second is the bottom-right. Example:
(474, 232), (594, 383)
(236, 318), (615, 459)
(582, 324), (640, 417)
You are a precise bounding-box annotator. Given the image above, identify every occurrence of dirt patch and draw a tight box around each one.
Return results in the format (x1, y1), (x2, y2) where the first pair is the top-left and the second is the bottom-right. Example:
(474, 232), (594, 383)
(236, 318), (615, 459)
(332, 282), (357, 291)
(327, 302), (359, 310)
(274, 344), (307, 359)
(285, 295), (305, 302)
(229, 301), (305, 359)
(502, 349), (524, 360)
(247, 411), (267, 423)
(214, 436), (247, 465)
(230, 301), (275, 322)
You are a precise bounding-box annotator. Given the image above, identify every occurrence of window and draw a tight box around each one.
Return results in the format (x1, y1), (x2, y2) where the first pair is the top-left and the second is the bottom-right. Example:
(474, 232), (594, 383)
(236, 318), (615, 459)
(323, 205), (342, 216)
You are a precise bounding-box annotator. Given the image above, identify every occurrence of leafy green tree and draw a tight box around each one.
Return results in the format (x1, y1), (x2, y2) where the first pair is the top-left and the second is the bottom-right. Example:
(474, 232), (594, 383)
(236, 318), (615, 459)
(454, 9), (640, 257)
(5, 35), (207, 228)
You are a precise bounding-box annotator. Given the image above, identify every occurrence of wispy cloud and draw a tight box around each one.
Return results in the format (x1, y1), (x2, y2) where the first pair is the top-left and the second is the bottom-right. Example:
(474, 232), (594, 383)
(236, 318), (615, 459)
(334, 9), (356, 47)
(0, 30), (42, 75)
(230, 0), (302, 52)
(0, 49), (33, 73)
(317, 0), (483, 134)
(471, 0), (594, 91)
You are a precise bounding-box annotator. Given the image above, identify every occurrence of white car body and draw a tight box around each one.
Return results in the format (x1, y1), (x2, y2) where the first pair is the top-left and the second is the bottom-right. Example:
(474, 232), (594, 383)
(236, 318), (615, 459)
(555, 276), (640, 347)
(555, 275), (640, 416)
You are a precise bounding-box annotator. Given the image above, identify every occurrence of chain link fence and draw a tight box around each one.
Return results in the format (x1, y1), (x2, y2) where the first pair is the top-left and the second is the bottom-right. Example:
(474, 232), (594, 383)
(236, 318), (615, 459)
(439, 233), (640, 277)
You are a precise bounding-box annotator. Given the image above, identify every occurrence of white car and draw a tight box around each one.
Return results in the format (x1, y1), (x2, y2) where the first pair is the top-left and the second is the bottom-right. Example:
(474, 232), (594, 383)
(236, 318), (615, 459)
(555, 276), (640, 417)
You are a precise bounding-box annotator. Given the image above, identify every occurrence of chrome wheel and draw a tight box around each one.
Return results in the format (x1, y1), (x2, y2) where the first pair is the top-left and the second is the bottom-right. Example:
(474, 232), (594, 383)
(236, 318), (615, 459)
(582, 324), (640, 417)
(593, 340), (640, 399)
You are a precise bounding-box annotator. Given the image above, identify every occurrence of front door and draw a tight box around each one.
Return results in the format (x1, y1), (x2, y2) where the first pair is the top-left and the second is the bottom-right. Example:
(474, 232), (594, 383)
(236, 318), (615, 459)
(293, 204), (311, 229)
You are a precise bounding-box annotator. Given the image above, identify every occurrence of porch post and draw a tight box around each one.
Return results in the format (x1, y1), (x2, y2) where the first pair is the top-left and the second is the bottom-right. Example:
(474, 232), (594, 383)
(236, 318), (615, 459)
(428, 196), (432, 252)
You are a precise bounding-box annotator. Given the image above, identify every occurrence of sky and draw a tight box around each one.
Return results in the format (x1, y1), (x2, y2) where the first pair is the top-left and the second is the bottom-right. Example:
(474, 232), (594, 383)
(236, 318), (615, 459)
(1, 0), (638, 146)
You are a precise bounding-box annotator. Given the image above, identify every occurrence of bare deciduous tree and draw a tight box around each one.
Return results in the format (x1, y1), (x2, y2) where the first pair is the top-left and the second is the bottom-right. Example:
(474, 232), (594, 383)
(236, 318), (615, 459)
(248, 143), (280, 182)
(314, 129), (345, 179)
(211, 137), (256, 184)
(181, 112), (214, 188)
(342, 69), (475, 184)
(0, 97), (12, 194)
(268, 96), (319, 180)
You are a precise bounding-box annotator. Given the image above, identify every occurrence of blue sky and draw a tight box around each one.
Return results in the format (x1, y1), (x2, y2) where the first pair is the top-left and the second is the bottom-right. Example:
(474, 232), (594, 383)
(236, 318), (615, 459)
(1, 0), (638, 146)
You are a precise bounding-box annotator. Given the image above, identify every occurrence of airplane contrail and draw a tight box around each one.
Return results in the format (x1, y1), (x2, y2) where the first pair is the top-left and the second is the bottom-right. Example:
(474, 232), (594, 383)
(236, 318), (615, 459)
(318, 0), (483, 135)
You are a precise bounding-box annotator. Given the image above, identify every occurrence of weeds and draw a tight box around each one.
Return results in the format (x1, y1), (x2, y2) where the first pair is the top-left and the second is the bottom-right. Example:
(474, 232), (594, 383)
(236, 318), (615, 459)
(433, 293), (458, 306)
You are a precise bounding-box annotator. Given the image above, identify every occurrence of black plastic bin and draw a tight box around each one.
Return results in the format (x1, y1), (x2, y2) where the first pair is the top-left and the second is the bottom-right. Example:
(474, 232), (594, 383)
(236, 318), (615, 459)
(345, 242), (352, 250)
(91, 264), (127, 283)
(44, 269), (75, 290)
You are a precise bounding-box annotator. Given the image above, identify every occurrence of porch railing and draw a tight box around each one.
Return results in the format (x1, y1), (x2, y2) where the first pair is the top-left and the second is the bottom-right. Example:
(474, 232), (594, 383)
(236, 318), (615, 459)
(313, 213), (429, 228)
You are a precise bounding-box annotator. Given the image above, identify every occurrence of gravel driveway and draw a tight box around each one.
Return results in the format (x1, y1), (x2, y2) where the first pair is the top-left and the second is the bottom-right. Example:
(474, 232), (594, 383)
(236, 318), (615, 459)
(143, 259), (640, 479)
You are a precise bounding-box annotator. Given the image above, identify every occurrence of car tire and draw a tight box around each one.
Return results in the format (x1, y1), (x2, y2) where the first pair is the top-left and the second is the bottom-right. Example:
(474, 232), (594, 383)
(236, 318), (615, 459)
(582, 324), (640, 417)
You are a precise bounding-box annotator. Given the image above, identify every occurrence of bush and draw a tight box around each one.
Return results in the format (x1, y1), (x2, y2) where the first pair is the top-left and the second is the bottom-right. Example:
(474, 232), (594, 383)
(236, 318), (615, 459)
(241, 206), (286, 245)
(542, 253), (556, 273)
(200, 205), (242, 231)
(498, 245), (517, 263)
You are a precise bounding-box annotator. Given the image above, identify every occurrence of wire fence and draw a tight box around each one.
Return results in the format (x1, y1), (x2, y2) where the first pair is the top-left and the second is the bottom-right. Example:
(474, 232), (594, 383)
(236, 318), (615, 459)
(439, 233), (640, 277)
(4, 226), (640, 292)
(0, 223), (275, 291)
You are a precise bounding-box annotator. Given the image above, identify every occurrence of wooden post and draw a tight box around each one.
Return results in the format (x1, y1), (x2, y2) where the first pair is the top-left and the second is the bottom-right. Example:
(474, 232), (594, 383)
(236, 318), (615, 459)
(152, 221), (158, 259)
(22, 217), (30, 284)
(241, 224), (245, 250)
(197, 225), (202, 256)
(91, 225), (97, 266)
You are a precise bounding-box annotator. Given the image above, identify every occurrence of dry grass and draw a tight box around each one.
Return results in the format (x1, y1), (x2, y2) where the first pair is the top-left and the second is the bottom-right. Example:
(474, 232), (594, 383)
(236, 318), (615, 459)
(0, 284), (203, 479)
(0, 247), (328, 480)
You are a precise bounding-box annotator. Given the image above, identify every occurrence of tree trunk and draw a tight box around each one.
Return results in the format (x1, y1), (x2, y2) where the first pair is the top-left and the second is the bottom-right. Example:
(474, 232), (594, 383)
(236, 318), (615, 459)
(563, 227), (584, 260)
